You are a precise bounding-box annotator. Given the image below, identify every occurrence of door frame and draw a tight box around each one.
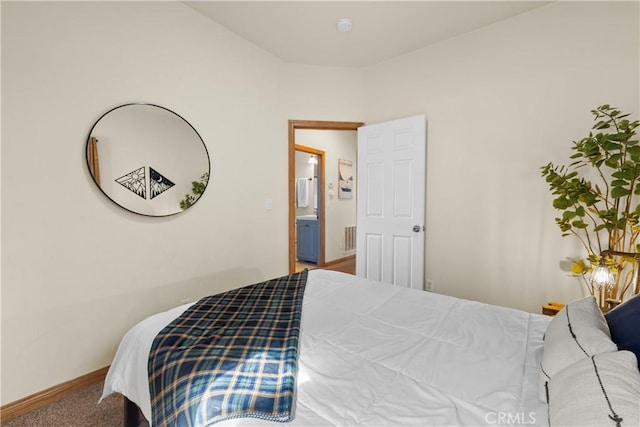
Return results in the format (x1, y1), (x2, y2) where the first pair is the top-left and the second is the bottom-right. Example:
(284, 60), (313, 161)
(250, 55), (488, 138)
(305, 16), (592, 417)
(288, 120), (364, 274)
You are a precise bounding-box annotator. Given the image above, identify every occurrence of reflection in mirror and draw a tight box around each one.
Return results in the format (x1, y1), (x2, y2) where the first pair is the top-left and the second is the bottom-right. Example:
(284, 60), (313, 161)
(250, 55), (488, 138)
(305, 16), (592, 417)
(86, 104), (210, 216)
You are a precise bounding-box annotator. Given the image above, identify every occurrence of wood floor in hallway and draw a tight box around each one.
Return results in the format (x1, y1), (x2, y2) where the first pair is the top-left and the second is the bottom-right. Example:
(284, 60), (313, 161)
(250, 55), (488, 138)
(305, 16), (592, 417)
(295, 255), (355, 275)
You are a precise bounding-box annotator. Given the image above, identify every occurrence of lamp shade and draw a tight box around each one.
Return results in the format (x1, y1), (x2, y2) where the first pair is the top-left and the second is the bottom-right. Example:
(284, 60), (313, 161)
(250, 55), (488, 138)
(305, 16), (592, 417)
(591, 264), (616, 288)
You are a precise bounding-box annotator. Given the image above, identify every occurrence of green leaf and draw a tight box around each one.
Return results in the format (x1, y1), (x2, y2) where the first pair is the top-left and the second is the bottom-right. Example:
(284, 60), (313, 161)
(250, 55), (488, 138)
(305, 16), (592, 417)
(613, 170), (634, 180)
(609, 133), (628, 142)
(604, 144), (622, 153)
(581, 192), (598, 206)
(612, 179), (629, 187)
(559, 222), (572, 232)
(572, 220), (588, 229)
(611, 186), (631, 198)
(605, 157), (620, 168)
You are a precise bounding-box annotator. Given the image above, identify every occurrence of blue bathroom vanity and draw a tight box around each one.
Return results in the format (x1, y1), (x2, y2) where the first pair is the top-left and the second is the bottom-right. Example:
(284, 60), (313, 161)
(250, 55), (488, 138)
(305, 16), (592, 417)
(296, 216), (319, 263)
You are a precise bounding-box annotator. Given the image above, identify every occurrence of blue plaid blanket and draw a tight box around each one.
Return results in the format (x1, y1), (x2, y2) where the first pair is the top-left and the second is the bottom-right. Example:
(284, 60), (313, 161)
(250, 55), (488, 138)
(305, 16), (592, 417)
(148, 270), (308, 426)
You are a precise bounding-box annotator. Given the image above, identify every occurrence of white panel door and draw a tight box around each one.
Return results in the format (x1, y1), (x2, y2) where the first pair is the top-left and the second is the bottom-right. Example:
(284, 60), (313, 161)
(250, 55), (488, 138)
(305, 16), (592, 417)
(356, 115), (426, 290)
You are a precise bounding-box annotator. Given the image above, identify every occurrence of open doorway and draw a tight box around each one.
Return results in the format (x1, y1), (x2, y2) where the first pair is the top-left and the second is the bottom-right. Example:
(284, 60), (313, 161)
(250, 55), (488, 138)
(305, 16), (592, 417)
(294, 145), (324, 272)
(288, 120), (364, 274)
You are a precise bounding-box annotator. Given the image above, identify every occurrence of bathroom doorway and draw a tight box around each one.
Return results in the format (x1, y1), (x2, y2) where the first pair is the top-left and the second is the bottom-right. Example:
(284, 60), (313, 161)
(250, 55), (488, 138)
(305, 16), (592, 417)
(288, 120), (363, 274)
(294, 146), (324, 271)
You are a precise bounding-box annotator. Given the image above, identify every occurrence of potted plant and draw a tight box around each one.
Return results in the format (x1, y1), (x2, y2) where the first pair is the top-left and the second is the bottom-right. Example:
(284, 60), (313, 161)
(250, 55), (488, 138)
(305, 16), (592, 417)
(541, 104), (640, 309)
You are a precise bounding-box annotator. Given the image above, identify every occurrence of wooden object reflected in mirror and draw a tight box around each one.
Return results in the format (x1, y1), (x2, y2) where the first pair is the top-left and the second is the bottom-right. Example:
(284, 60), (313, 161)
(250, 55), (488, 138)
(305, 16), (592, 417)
(87, 136), (100, 186)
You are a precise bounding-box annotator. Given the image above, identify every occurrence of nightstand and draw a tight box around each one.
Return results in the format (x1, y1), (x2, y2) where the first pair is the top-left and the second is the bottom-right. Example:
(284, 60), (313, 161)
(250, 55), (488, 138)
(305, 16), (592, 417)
(542, 301), (565, 316)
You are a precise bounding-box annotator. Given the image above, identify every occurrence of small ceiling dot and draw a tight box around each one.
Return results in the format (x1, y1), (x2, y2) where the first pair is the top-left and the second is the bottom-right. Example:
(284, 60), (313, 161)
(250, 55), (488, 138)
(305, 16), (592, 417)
(336, 18), (352, 33)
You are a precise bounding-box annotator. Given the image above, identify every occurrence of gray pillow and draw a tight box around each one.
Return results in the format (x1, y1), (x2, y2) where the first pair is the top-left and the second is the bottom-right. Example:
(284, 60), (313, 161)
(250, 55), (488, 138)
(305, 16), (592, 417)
(548, 351), (640, 426)
(539, 296), (618, 402)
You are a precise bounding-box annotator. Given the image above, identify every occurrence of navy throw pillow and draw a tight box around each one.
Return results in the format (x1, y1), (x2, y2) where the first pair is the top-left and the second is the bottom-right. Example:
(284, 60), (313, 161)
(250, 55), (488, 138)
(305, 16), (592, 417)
(605, 293), (640, 371)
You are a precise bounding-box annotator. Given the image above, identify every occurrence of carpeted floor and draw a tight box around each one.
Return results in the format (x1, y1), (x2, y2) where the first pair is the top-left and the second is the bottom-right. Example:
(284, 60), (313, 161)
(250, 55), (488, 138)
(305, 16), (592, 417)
(3, 382), (128, 427)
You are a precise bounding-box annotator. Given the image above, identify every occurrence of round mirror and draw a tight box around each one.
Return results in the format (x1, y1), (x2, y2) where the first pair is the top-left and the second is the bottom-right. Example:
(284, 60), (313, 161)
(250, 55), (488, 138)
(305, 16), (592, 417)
(86, 103), (210, 217)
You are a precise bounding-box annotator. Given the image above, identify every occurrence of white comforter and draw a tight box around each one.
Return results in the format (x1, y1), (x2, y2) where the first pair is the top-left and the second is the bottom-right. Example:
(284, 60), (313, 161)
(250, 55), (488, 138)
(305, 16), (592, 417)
(102, 269), (551, 426)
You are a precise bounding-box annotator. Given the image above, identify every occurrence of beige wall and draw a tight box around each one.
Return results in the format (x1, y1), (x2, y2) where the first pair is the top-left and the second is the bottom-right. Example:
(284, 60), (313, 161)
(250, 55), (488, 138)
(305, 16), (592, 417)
(362, 1), (640, 313)
(2, 0), (639, 407)
(0, 1), (363, 405)
(280, 63), (365, 122)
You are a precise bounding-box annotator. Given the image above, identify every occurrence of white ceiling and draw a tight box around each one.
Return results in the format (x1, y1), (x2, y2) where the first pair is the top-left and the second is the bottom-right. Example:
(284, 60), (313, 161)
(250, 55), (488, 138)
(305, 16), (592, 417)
(185, 1), (551, 68)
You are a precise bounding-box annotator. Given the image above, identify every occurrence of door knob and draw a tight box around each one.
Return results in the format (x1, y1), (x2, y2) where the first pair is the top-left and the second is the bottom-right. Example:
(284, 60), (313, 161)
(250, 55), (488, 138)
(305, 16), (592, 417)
(413, 225), (422, 232)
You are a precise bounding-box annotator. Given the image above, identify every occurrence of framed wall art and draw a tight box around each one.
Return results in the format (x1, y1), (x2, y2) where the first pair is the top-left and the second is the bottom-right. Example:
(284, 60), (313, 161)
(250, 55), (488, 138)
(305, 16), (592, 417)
(338, 159), (353, 199)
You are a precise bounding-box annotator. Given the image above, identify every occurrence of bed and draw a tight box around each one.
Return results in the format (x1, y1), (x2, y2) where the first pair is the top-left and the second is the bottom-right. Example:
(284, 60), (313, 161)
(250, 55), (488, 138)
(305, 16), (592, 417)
(100, 269), (640, 427)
